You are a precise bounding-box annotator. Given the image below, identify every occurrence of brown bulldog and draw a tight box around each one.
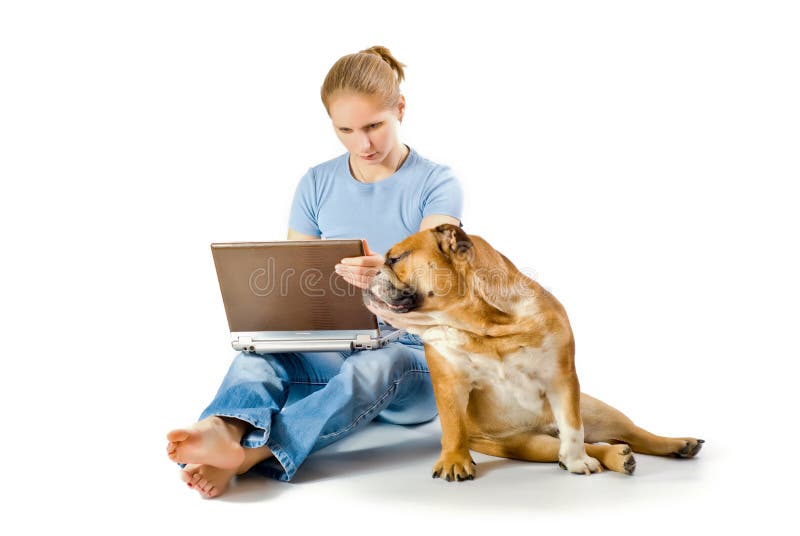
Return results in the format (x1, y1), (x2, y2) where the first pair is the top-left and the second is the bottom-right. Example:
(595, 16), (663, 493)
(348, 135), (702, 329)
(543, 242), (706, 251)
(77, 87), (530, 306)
(365, 224), (703, 481)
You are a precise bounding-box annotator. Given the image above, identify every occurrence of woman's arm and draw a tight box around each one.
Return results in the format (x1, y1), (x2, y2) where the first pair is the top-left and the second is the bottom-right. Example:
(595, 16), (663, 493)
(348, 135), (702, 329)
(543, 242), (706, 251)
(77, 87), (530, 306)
(420, 214), (460, 231)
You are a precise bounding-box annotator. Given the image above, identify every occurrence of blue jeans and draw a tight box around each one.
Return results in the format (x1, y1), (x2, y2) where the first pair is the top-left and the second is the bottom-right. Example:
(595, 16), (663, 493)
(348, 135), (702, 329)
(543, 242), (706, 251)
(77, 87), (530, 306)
(196, 329), (437, 481)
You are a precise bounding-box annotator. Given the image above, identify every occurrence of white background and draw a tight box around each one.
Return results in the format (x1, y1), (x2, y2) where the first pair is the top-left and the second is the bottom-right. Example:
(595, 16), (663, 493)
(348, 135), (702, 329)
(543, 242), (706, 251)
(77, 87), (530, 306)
(1, 1), (798, 534)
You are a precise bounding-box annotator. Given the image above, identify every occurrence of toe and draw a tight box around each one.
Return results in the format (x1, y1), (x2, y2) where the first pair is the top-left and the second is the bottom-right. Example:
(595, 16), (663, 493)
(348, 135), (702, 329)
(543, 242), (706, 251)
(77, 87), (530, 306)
(180, 466), (198, 484)
(167, 429), (191, 442)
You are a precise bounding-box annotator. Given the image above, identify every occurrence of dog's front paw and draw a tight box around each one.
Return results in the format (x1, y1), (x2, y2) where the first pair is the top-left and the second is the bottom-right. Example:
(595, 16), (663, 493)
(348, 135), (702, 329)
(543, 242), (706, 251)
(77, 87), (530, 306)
(559, 454), (603, 475)
(432, 451), (476, 482)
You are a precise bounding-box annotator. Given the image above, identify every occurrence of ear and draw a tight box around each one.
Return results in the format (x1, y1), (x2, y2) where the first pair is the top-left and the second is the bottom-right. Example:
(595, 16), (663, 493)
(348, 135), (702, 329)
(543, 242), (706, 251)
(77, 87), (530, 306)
(433, 223), (473, 261)
(397, 94), (406, 122)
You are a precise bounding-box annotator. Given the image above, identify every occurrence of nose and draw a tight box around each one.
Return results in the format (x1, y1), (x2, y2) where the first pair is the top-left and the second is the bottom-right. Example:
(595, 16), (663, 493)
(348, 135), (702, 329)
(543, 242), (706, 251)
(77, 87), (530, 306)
(355, 132), (373, 152)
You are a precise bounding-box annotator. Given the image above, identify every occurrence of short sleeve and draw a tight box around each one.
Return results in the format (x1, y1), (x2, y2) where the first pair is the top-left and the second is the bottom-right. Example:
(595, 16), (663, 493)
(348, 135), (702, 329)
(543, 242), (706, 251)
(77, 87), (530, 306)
(288, 168), (322, 236)
(421, 166), (464, 223)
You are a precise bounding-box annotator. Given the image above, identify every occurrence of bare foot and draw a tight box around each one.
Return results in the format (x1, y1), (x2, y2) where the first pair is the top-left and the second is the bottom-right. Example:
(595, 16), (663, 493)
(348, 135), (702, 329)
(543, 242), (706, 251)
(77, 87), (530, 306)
(166, 416), (246, 469)
(180, 445), (274, 499)
(182, 464), (236, 499)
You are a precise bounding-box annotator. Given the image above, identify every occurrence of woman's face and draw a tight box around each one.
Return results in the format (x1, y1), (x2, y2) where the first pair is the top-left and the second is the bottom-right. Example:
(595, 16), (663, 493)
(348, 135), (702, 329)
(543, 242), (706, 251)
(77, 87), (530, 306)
(328, 92), (405, 167)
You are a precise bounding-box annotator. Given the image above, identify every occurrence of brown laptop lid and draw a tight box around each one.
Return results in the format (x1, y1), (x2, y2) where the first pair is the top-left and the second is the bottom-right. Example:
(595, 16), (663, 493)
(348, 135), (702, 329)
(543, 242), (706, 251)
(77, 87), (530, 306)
(211, 240), (377, 332)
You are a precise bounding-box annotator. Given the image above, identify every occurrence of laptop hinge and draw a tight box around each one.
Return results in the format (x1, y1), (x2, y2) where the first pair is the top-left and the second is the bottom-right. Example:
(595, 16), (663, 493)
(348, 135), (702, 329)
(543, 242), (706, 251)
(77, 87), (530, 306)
(353, 334), (374, 350)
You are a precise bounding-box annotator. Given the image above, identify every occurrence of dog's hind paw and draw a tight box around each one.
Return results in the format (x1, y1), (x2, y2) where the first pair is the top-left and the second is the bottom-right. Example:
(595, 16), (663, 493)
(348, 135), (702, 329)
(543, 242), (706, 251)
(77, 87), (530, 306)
(623, 450), (637, 475)
(597, 444), (636, 475)
(671, 438), (705, 458)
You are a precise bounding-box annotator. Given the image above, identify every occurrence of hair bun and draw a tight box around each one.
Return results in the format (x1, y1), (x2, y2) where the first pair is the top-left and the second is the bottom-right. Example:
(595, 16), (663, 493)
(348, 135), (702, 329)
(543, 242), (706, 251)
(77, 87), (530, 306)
(359, 45), (406, 83)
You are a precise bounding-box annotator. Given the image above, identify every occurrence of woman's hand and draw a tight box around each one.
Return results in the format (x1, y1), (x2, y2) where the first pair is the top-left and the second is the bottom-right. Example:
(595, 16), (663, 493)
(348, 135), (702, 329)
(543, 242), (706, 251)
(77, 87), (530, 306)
(335, 240), (384, 289)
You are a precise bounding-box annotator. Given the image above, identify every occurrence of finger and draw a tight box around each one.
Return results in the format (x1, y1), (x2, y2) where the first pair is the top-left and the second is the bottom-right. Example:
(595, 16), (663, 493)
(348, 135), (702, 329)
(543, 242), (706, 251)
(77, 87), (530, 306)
(340, 255), (383, 267)
(353, 272), (376, 286)
(335, 265), (364, 278)
(343, 270), (379, 287)
(362, 239), (376, 256)
(348, 268), (378, 281)
(342, 272), (374, 289)
(335, 264), (359, 276)
(341, 266), (379, 277)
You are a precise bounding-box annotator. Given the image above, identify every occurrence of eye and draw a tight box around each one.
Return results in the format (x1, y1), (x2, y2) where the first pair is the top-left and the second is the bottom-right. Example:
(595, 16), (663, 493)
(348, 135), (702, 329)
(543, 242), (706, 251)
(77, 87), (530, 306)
(370, 122), (382, 129)
(386, 250), (410, 267)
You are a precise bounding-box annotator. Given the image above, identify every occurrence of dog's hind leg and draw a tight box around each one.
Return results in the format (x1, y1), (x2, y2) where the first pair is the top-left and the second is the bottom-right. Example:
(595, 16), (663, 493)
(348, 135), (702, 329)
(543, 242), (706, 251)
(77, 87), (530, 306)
(469, 433), (636, 475)
(580, 393), (704, 458)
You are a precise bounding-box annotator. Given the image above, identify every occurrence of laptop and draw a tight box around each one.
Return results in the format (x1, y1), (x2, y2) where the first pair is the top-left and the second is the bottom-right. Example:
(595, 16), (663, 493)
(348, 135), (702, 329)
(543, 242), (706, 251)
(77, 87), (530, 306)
(210, 240), (405, 354)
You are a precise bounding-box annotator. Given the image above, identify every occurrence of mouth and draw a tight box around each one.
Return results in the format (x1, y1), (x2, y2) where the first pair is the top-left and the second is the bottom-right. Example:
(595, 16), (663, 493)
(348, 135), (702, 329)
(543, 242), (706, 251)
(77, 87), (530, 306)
(364, 287), (418, 314)
(360, 152), (378, 160)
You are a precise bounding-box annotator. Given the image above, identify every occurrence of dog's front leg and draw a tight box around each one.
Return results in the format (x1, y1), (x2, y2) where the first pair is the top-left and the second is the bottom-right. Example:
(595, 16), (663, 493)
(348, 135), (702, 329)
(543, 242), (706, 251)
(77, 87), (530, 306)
(546, 354), (603, 475)
(424, 342), (475, 481)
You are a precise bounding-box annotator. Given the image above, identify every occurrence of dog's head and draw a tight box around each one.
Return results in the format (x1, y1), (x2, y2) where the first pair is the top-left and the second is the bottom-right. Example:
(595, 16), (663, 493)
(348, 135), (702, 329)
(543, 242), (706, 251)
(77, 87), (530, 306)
(363, 223), (529, 334)
(366, 224), (565, 350)
(364, 224), (474, 315)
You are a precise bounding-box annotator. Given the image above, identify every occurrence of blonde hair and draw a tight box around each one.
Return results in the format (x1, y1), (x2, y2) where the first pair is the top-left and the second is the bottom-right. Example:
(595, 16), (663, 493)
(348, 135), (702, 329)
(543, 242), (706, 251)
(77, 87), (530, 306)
(320, 45), (406, 116)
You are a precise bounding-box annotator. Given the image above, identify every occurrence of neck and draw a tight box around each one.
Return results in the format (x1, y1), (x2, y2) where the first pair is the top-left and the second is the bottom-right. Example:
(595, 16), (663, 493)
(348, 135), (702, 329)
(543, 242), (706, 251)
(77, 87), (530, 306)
(351, 143), (409, 183)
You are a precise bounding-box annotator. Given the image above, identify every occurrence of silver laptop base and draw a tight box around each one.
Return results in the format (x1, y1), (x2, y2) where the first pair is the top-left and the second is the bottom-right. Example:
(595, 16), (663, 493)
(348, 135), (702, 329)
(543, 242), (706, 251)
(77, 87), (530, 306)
(233, 329), (405, 354)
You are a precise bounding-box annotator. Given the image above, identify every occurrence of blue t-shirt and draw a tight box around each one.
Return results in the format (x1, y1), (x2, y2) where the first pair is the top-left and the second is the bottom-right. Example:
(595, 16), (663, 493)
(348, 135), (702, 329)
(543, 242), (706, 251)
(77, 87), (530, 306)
(288, 145), (463, 255)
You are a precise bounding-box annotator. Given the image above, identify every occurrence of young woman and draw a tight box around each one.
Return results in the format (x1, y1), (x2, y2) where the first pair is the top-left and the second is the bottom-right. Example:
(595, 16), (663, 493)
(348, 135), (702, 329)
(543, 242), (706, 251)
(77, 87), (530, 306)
(166, 46), (463, 498)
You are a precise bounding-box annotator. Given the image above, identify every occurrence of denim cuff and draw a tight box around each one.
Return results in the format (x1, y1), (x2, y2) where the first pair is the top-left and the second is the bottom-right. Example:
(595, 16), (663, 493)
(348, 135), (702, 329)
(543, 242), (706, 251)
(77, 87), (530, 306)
(247, 437), (297, 482)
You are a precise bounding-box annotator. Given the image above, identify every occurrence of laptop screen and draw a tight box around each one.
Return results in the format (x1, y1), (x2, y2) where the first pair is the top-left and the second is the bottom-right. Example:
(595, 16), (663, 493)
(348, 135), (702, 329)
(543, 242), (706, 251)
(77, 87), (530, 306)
(211, 240), (378, 332)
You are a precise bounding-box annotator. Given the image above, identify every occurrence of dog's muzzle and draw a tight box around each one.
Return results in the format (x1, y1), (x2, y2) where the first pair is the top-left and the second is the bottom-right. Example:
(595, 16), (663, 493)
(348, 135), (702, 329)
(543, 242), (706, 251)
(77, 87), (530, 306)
(364, 270), (422, 313)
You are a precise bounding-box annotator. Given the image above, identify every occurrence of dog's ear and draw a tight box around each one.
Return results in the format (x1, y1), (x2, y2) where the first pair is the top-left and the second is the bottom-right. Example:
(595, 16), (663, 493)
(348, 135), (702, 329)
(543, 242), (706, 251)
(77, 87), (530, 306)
(433, 224), (473, 262)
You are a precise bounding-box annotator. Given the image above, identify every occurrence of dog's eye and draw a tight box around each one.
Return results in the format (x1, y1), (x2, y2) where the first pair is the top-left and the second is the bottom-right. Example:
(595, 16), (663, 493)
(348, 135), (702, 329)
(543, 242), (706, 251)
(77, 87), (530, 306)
(386, 251), (410, 267)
